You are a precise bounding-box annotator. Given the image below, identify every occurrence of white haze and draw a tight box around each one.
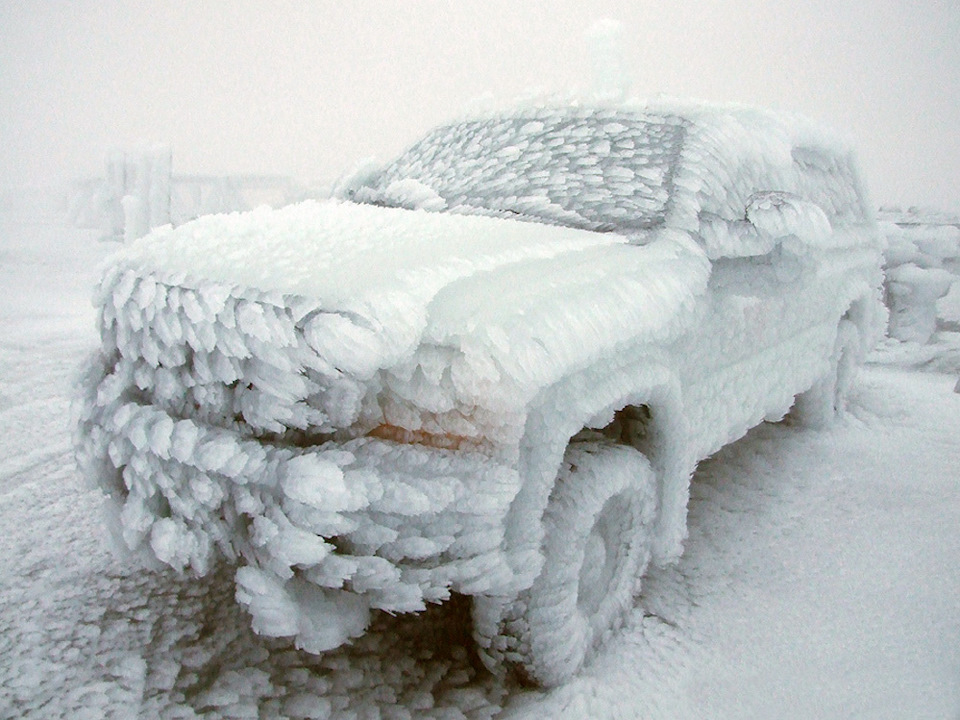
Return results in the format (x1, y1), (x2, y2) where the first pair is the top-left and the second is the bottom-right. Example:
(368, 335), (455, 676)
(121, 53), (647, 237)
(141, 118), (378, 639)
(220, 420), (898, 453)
(1, 0), (958, 208)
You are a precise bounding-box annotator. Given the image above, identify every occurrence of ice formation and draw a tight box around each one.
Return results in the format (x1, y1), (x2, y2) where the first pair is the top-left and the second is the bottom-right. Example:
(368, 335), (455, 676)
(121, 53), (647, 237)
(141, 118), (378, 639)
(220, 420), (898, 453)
(879, 209), (960, 344)
(75, 99), (885, 677)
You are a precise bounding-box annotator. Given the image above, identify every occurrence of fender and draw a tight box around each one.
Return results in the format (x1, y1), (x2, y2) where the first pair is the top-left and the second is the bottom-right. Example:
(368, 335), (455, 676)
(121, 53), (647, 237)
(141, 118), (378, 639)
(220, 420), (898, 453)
(500, 349), (694, 594)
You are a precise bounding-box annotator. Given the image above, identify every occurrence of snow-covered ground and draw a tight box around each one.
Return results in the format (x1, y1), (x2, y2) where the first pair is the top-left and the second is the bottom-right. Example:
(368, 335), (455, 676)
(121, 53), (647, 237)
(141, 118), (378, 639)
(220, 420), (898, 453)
(1, 216), (958, 719)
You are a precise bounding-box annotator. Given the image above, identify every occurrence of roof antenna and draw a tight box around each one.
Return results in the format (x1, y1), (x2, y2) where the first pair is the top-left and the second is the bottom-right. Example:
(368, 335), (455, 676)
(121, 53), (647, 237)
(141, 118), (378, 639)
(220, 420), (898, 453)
(586, 18), (630, 104)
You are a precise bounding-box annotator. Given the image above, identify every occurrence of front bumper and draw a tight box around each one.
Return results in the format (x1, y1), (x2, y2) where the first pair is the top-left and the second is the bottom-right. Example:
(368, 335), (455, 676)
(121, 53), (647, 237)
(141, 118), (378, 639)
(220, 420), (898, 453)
(75, 348), (520, 653)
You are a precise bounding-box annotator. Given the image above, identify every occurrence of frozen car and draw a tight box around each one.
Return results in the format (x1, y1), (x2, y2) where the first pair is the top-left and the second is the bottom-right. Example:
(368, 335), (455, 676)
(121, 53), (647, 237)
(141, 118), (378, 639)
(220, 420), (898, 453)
(75, 101), (885, 687)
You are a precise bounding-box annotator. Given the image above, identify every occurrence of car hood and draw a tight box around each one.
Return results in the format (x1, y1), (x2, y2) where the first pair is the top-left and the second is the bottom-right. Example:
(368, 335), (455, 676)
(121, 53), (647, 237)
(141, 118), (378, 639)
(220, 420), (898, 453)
(106, 199), (709, 408)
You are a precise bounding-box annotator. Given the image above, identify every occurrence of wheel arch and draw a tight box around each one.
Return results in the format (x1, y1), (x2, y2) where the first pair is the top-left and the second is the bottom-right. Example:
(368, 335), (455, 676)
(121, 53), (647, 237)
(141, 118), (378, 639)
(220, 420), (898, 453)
(841, 287), (886, 361)
(500, 354), (693, 593)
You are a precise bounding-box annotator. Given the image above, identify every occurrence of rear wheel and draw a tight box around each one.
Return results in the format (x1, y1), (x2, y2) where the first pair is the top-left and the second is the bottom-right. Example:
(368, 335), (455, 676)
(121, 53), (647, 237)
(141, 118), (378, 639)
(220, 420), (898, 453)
(793, 319), (859, 428)
(473, 441), (657, 687)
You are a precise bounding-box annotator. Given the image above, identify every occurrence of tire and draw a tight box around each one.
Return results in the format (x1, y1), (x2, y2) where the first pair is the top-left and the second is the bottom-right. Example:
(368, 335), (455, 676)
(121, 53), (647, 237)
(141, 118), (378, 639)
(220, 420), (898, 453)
(792, 319), (860, 428)
(473, 441), (657, 687)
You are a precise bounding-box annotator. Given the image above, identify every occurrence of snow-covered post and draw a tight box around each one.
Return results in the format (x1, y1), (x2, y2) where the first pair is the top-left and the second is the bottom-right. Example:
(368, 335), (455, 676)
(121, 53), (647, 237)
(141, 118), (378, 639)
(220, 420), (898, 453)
(881, 216), (960, 343)
(124, 152), (152, 242)
(586, 19), (630, 104)
(111, 145), (172, 242)
(121, 195), (148, 243)
(101, 149), (127, 240)
(147, 145), (172, 230)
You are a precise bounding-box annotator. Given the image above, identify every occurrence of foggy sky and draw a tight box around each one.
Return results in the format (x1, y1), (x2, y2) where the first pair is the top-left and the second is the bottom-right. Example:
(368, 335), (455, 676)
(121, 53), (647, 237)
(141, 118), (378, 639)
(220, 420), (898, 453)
(1, 0), (958, 210)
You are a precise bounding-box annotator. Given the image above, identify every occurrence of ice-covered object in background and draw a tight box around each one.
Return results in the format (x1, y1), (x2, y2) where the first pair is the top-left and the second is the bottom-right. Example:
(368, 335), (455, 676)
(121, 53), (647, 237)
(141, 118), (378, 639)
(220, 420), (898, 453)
(886, 264), (955, 343)
(586, 19), (630, 103)
(101, 146), (173, 242)
(879, 210), (960, 344)
(75, 99), (885, 687)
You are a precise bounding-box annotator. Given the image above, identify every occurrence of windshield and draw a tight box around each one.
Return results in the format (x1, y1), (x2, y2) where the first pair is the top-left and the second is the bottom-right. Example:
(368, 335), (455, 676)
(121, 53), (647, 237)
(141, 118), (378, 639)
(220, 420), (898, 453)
(353, 108), (687, 233)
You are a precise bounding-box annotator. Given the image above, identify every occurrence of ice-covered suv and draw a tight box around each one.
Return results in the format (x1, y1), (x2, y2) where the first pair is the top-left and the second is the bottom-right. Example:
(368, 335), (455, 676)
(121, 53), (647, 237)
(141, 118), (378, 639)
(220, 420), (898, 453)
(76, 100), (885, 687)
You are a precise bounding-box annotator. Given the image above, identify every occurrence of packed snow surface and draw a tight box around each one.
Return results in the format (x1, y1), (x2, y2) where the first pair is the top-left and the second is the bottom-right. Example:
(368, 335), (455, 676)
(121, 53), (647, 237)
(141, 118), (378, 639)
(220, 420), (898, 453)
(1, 218), (958, 717)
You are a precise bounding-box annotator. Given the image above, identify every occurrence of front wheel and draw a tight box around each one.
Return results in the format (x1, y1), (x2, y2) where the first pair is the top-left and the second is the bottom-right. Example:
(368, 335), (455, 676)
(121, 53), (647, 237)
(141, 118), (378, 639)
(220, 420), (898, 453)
(473, 441), (657, 687)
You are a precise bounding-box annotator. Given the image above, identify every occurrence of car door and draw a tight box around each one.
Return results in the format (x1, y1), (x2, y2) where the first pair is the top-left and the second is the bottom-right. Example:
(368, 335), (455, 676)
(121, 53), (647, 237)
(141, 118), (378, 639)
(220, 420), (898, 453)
(673, 191), (838, 461)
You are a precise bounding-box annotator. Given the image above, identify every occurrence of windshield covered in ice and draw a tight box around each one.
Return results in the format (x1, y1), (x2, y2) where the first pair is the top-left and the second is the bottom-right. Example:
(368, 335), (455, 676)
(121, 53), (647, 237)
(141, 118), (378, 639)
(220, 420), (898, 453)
(352, 109), (687, 233)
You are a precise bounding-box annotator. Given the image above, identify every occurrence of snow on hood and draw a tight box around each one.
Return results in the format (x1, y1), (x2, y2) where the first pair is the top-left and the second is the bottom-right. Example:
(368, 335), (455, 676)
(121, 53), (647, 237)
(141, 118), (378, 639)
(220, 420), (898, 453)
(105, 200), (708, 400)
(106, 199), (624, 379)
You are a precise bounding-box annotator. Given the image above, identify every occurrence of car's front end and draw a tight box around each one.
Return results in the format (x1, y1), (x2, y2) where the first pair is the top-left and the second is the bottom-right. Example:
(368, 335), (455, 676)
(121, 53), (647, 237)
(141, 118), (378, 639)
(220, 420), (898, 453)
(73, 198), (630, 651)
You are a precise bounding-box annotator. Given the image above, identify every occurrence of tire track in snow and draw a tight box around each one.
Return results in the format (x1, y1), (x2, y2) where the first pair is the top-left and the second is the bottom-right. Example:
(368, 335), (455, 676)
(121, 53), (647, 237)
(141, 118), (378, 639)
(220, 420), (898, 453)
(0, 442), (72, 492)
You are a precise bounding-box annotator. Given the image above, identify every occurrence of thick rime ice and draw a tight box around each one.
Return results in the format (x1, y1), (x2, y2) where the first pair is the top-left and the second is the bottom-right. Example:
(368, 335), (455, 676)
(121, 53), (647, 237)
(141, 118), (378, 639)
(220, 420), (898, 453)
(75, 99), (885, 664)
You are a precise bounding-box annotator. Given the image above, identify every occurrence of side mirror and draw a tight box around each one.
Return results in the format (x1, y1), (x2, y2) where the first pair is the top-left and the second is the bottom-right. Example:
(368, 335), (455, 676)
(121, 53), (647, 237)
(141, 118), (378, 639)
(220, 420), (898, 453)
(745, 191), (832, 248)
(331, 158), (383, 201)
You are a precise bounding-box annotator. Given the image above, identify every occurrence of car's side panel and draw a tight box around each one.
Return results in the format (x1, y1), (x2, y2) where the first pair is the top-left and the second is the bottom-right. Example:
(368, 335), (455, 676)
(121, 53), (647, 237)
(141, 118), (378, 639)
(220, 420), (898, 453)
(503, 240), (883, 581)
